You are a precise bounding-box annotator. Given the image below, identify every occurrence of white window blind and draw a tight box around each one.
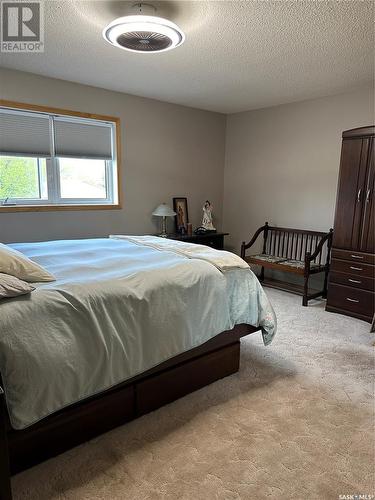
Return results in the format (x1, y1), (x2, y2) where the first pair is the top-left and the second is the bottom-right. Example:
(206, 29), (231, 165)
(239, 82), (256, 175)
(54, 118), (113, 159)
(0, 110), (51, 157)
(0, 104), (119, 208)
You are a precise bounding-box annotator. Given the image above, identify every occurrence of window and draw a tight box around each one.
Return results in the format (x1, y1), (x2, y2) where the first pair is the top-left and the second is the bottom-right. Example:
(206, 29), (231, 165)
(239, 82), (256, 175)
(0, 156), (47, 201)
(59, 158), (107, 199)
(0, 103), (120, 210)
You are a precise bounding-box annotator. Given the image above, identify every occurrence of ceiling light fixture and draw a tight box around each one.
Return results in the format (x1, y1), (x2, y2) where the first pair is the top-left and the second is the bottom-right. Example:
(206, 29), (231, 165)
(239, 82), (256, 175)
(103, 3), (185, 54)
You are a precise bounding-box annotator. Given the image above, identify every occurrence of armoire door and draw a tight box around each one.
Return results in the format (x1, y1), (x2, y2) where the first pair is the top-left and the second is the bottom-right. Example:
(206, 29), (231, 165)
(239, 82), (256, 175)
(332, 138), (370, 250)
(360, 138), (374, 253)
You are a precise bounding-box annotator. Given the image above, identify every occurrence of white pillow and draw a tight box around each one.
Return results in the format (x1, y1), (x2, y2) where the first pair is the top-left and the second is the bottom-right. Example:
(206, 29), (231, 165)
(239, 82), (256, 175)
(0, 273), (35, 298)
(0, 243), (55, 282)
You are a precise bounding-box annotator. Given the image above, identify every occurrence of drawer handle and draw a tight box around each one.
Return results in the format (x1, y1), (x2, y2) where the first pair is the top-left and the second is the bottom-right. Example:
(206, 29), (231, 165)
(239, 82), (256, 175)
(350, 266), (363, 271)
(348, 278), (362, 284)
(351, 255), (364, 259)
(346, 297), (360, 303)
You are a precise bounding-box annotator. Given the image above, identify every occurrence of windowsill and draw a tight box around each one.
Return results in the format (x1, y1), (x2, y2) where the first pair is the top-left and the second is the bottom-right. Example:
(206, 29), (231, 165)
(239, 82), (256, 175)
(0, 203), (122, 213)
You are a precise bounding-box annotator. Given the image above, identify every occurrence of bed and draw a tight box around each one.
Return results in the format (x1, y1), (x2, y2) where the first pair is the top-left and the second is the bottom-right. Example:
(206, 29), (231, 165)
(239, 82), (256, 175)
(0, 236), (276, 499)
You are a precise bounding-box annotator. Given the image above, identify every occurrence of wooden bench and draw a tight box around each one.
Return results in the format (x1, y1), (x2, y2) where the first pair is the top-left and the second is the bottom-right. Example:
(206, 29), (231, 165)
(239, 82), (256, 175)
(241, 222), (333, 306)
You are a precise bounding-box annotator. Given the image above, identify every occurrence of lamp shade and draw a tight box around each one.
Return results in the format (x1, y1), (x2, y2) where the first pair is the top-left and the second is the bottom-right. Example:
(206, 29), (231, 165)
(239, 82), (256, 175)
(152, 203), (176, 217)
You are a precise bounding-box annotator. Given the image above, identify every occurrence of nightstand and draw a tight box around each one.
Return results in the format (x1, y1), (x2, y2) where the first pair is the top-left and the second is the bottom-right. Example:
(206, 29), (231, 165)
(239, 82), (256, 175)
(166, 232), (229, 250)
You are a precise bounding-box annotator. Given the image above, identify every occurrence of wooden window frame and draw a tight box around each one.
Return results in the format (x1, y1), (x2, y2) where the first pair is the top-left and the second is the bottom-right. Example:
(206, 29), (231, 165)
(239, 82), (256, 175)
(0, 100), (122, 212)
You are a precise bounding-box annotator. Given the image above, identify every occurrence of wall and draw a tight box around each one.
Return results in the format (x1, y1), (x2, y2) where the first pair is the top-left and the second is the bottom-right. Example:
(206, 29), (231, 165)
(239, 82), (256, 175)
(0, 68), (226, 243)
(223, 85), (374, 255)
(1, 69), (373, 251)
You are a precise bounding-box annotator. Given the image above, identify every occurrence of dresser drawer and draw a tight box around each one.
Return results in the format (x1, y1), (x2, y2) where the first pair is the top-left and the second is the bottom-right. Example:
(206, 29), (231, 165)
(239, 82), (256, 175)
(327, 283), (374, 317)
(329, 271), (375, 292)
(330, 258), (375, 278)
(331, 248), (375, 265)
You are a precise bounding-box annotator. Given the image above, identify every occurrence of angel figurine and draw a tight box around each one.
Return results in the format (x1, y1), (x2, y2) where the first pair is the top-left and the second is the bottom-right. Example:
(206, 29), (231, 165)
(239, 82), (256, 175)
(201, 200), (216, 231)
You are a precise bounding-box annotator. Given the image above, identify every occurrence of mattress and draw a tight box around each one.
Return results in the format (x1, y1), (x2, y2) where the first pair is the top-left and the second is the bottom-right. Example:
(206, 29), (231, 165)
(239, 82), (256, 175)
(0, 237), (276, 429)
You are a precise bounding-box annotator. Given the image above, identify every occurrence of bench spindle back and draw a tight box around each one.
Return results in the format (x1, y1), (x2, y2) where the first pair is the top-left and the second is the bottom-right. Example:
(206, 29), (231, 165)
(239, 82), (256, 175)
(265, 227), (329, 264)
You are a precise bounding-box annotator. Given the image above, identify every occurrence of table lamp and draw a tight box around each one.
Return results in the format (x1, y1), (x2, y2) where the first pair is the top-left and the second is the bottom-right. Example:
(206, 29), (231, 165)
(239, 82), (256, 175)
(152, 203), (176, 237)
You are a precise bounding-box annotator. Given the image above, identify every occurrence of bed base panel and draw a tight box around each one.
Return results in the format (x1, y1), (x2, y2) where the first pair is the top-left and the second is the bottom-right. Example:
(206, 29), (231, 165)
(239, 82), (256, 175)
(136, 341), (240, 416)
(0, 324), (259, 500)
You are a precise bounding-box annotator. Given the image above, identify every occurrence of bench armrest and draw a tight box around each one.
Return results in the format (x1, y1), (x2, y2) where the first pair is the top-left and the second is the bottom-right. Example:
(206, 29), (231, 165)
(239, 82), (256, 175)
(241, 223), (268, 258)
(305, 229), (333, 263)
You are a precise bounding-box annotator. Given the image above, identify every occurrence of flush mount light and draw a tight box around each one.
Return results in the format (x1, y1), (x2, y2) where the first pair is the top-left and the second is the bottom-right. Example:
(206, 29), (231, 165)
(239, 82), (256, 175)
(103, 3), (185, 53)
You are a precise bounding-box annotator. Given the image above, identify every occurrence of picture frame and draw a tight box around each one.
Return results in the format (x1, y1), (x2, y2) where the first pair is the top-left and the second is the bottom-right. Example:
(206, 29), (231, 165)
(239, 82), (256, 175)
(173, 197), (189, 234)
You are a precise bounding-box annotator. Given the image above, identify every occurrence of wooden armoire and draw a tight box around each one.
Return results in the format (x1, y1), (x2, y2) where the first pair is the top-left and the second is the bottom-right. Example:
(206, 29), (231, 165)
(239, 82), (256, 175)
(326, 126), (374, 322)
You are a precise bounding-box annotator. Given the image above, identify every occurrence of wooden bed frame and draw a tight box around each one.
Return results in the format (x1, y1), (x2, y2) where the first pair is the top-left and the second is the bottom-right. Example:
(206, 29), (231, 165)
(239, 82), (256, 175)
(0, 323), (259, 500)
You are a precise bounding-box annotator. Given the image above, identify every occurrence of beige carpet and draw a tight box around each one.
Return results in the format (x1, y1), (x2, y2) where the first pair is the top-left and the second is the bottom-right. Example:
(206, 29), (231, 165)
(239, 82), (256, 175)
(12, 289), (374, 500)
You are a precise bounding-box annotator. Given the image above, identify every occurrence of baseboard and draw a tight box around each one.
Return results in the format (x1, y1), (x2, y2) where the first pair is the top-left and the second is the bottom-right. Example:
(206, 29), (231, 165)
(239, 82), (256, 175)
(259, 276), (320, 297)
(325, 305), (372, 323)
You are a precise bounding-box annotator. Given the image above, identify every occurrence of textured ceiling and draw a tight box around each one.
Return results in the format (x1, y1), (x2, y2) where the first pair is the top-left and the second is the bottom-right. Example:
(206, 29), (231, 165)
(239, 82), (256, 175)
(0, 0), (373, 113)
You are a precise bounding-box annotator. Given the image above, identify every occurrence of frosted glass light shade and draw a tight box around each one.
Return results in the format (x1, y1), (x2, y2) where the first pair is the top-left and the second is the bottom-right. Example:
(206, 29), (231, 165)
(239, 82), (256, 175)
(152, 203), (176, 217)
(103, 15), (185, 53)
